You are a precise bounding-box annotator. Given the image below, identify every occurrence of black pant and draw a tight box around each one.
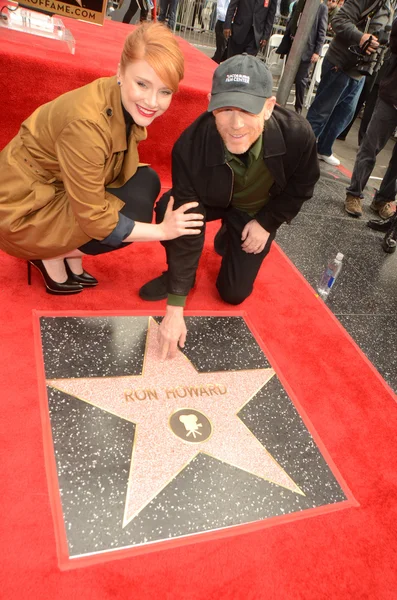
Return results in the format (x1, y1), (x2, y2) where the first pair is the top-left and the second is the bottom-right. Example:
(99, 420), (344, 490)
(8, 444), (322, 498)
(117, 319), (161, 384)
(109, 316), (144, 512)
(79, 167), (160, 255)
(294, 60), (312, 113)
(122, 0), (148, 23)
(227, 27), (258, 58)
(212, 20), (227, 64)
(347, 98), (397, 202)
(155, 195), (275, 305)
(358, 83), (380, 145)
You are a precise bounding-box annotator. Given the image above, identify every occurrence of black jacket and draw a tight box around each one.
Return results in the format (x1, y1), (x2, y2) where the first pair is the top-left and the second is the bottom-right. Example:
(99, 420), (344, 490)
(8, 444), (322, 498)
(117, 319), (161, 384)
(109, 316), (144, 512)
(379, 17), (397, 107)
(327, 0), (394, 78)
(276, 2), (328, 62)
(224, 0), (277, 48)
(164, 106), (320, 296)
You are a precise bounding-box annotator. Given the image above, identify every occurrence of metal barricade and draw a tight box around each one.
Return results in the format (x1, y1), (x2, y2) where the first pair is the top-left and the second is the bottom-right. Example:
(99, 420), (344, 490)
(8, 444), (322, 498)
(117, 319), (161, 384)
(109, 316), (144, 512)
(173, 0), (217, 49)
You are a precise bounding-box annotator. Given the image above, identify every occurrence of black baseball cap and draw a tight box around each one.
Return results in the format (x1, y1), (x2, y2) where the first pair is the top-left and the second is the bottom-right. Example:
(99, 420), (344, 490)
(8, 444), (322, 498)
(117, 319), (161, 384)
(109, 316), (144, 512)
(208, 54), (274, 115)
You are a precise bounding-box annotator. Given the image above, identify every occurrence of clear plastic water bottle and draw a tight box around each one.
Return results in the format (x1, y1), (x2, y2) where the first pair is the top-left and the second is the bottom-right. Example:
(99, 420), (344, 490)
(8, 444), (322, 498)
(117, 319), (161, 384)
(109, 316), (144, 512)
(317, 252), (344, 300)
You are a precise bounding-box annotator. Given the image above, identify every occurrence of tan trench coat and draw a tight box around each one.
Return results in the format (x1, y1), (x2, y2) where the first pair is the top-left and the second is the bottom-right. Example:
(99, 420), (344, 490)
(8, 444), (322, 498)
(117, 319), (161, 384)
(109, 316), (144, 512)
(0, 76), (147, 259)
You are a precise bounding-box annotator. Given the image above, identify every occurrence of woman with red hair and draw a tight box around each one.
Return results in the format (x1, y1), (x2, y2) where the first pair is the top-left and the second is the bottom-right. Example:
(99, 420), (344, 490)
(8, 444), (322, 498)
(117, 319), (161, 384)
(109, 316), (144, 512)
(0, 22), (203, 294)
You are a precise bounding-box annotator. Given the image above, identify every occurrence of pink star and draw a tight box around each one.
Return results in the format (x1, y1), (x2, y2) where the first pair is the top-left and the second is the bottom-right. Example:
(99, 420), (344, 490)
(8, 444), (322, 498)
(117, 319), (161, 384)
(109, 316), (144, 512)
(48, 318), (303, 526)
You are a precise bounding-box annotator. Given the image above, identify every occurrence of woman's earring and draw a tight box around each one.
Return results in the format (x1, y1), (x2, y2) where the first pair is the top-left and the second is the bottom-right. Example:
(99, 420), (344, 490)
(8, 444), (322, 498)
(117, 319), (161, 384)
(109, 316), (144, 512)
(117, 80), (121, 86)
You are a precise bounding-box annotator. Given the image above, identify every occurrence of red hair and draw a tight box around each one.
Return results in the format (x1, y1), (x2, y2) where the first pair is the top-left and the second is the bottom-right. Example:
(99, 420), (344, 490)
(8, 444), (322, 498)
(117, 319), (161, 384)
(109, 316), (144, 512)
(120, 22), (184, 92)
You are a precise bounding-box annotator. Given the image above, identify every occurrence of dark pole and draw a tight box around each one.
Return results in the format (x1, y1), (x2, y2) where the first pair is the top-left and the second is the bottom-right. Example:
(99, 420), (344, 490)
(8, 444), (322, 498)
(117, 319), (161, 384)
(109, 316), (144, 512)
(276, 0), (321, 106)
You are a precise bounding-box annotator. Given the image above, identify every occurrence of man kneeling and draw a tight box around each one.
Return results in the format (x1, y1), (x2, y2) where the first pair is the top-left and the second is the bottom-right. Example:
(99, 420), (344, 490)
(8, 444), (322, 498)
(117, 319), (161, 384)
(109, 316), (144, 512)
(140, 54), (320, 358)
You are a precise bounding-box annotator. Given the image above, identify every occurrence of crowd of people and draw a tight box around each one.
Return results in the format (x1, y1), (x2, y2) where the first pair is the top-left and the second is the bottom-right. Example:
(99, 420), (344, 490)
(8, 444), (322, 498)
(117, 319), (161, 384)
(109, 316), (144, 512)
(209, 0), (396, 234)
(0, 0), (396, 359)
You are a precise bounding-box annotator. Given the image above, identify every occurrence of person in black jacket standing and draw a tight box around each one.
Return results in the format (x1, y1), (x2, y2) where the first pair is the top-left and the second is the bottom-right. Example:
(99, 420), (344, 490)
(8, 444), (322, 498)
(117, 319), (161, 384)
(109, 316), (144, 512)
(223, 0), (277, 57)
(139, 55), (320, 359)
(276, 0), (328, 113)
(345, 17), (397, 222)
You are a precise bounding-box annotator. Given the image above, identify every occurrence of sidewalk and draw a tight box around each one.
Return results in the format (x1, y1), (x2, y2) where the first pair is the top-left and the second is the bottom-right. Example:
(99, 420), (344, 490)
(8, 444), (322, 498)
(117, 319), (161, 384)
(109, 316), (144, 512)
(275, 117), (396, 394)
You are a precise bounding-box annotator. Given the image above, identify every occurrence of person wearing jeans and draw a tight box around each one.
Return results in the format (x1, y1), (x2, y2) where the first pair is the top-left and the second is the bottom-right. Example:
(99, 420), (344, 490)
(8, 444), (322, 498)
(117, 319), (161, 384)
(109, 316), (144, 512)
(307, 56), (365, 159)
(157, 0), (179, 30)
(345, 17), (397, 221)
(306, 0), (393, 167)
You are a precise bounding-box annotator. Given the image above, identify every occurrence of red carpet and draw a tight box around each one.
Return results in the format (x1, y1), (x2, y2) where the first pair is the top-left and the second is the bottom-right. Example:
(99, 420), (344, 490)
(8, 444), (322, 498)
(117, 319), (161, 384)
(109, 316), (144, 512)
(1, 17), (397, 600)
(0, 16), (215, 184)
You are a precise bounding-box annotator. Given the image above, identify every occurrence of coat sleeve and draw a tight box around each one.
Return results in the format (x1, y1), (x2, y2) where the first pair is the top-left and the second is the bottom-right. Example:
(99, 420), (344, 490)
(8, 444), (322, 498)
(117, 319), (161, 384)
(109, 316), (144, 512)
(55, 119), (134, 245)
(163, 140), (207, 296)
(390, 16), (397, 54)
(276, 7), (294, 55)
(255, 121), (320, 232)
(314, 4), (328, 55)
(224, 0), (240, 29)
(330, 1), (366, 46)
(262, 0), (278, 41)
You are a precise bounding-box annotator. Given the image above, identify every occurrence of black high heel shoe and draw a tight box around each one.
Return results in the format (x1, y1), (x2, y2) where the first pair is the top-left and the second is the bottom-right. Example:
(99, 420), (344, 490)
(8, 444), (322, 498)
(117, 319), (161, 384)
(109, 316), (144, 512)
(27, 260), (83, 295)
(64, 259), (98, 287)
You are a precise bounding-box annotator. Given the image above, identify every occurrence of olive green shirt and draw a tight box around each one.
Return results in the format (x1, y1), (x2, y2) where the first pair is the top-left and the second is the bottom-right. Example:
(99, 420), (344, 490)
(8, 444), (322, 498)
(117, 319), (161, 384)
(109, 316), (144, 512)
(225, 134), (274, 216)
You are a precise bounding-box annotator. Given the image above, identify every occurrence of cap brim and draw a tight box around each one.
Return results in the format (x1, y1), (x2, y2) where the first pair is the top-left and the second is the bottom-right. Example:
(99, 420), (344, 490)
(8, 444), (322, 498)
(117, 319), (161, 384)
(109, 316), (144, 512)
(208, 91), (266, 114)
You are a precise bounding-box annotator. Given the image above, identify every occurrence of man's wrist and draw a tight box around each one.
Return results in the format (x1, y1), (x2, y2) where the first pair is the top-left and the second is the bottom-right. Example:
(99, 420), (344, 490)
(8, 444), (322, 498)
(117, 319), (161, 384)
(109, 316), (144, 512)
(167, 294), (187, 307)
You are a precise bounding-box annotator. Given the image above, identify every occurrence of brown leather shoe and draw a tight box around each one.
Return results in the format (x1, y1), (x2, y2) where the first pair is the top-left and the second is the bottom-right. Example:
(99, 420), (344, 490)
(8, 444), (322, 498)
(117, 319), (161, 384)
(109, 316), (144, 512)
(345, 194), (363, 217)
(370, 199), (396, 220)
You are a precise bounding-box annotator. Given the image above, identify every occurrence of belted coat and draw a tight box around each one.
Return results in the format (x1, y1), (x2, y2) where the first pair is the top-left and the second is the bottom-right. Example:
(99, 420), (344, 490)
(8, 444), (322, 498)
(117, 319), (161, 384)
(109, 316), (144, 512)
(0, 76), (146, 259)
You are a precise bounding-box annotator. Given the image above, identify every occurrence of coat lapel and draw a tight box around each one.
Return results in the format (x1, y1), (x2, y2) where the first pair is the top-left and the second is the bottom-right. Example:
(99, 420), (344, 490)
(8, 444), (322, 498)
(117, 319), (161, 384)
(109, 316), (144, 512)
(101, 77), (147, 188)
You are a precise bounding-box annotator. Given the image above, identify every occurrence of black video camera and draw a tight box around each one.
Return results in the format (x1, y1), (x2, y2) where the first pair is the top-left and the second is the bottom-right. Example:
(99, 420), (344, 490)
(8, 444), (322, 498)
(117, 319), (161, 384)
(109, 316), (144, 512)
(355, 25), (392, 76)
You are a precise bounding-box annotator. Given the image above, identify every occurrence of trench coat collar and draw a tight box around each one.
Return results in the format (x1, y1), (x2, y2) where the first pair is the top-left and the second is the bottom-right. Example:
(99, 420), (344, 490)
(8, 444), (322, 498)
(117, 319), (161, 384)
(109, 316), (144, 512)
(205, 109), (287, 186)
(101, 76), (147, 153)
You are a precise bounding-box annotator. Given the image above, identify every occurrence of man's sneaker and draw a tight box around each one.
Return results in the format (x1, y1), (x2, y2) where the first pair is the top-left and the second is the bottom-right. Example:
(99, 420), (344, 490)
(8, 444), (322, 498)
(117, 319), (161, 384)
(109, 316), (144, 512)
(318, 153), (340, 166)
(370, 199), (396, 220)
(345, 194), (363, 217)
(139, 272), (168, 301)
(214, 223), (227, 257)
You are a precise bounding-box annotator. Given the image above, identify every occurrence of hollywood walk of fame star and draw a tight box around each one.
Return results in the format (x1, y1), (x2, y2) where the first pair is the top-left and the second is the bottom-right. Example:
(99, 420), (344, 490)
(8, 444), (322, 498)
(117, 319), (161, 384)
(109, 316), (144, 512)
(47, 318), (304, 527)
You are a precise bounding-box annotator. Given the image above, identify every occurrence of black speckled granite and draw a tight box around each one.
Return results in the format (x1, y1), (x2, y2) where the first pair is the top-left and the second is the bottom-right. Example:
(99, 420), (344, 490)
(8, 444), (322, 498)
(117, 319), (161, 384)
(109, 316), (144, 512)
(40, 316), (149, 378)
(42, 316), (348, 561)
(338, 315), (397, 391)
(154, 315), (271, 371)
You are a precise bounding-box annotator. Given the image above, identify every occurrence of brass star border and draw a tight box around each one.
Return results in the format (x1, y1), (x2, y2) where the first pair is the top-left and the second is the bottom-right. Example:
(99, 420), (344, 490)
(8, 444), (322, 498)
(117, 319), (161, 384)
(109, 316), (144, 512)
(33, 311), (357, 569)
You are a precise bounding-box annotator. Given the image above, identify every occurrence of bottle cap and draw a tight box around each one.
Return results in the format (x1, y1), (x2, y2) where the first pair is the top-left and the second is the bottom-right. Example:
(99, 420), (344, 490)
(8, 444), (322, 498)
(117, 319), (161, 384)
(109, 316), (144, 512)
(336, 252), (344, 261)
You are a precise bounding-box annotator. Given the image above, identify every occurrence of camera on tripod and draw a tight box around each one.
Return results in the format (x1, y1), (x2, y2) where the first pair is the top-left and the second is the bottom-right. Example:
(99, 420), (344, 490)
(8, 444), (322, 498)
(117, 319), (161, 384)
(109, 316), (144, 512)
(355, 25), (392, 76)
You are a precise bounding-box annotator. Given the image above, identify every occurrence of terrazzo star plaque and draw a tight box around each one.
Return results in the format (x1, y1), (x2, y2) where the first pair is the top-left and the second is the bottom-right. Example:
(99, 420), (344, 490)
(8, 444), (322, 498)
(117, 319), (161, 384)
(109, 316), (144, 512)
(36, 314), (354, 567)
